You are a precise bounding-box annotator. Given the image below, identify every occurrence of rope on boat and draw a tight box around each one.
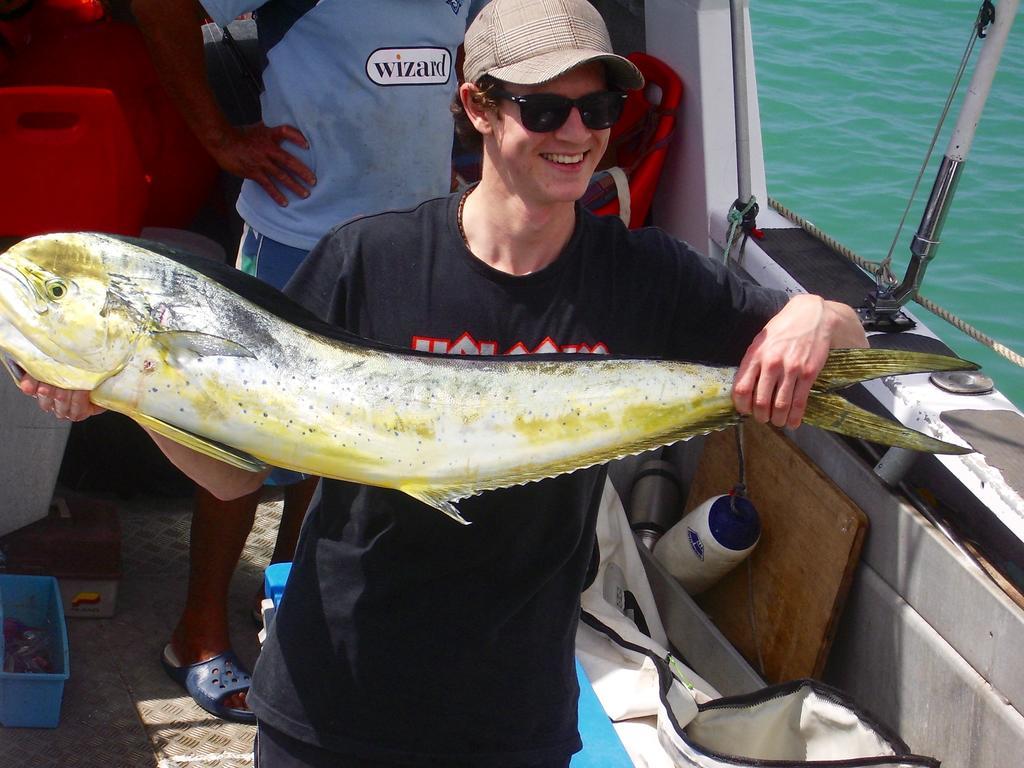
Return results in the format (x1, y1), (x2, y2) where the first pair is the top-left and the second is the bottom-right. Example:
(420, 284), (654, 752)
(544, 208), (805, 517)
(724, 196), (759, 263)
(731, 425), (766, 677)
(767, 196), (1024, 369)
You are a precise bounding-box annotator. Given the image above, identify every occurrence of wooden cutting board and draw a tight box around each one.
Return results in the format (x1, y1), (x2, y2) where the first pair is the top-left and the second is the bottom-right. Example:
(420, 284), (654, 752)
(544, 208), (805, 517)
(683, 422), (867, 683)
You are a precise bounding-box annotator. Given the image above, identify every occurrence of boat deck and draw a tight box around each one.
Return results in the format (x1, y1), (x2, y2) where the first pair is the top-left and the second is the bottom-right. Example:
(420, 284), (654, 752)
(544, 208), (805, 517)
(758, 225), (1024, 586)
(0, 489), (279, 768)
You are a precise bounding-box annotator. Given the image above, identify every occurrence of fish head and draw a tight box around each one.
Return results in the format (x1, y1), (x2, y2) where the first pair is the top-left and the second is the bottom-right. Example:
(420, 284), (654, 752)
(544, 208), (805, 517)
(0, 233), (148, 390)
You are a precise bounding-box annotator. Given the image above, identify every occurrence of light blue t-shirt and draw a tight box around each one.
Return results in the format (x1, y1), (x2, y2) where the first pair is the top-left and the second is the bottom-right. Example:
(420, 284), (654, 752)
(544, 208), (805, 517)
(202, 0), (488, 250)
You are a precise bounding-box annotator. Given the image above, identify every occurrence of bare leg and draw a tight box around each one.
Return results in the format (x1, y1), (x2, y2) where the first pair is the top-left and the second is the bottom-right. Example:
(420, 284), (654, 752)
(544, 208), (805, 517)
(271, 475), (318, 564)
(169, 484), (260, 711)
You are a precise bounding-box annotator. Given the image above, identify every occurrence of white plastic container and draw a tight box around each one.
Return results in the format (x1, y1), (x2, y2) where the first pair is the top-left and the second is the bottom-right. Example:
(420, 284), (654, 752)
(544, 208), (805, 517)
(0, 377), (70, 538)
(653, 493), (760, 594)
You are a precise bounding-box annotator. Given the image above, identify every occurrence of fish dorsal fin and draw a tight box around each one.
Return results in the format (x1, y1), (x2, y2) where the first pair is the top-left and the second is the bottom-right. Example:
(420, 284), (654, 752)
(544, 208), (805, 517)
(401, 486), (470, 525)
(131, 412), (269, 472)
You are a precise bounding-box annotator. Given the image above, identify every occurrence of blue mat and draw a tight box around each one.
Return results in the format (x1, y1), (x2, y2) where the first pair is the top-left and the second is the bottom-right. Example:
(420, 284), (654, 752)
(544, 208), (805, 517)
(571, 659), (634, 766)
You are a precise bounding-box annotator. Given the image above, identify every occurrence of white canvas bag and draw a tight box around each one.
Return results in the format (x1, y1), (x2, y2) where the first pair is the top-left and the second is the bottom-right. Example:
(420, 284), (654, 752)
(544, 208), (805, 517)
(576, 477), (939, 768)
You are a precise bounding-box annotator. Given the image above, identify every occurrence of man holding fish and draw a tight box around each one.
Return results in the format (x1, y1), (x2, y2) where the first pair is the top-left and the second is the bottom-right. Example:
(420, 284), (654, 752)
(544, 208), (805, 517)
(19, 0), (869, 764)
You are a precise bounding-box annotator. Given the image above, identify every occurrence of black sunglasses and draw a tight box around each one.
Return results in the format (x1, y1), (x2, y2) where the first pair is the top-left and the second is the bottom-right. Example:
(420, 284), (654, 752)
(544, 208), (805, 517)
(490, 89), (627, 133)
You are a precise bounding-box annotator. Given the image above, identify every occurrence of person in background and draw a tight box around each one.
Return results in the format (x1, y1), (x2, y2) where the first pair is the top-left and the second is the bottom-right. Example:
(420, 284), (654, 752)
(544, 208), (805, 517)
(126, 0), (490, 724)
(23, 0), (867, 762)
(0, 0), (33, 75)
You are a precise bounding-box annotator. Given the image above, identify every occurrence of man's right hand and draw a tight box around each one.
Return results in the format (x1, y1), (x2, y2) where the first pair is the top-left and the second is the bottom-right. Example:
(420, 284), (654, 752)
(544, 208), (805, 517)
(213, 121), (316, 207)
(18, 375), (106, 422)
(19, 373), (269, 498)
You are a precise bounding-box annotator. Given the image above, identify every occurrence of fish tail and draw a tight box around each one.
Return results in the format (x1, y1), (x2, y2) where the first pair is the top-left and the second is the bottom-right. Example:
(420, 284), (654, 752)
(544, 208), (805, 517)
(799, 347), (975, 453)
(813, 348), (978, 392)
(803, 391), (971, 455)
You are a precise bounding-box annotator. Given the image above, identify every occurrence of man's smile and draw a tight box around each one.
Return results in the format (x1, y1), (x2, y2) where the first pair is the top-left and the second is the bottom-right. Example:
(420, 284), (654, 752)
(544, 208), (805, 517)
(541, 151), (587, 165)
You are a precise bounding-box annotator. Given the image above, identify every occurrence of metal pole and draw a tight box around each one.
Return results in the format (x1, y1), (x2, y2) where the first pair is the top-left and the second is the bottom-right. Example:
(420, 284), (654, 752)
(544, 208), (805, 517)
(730, 0), (753, 206)
(884, 0), (1019, 310)
(947, 0), (1018, 163)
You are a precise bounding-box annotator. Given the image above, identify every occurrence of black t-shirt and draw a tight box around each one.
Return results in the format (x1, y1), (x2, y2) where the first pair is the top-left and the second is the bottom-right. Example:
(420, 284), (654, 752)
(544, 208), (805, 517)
(247, 193), (786, 764)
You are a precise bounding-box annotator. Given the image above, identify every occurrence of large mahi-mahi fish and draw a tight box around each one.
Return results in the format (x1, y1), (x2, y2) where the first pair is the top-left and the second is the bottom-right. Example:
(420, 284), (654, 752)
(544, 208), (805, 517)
(0, 233), (973, 523)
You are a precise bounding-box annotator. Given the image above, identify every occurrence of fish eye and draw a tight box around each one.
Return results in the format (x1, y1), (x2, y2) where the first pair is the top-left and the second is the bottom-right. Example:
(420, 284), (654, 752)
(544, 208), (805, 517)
(44, 279), (68, 300)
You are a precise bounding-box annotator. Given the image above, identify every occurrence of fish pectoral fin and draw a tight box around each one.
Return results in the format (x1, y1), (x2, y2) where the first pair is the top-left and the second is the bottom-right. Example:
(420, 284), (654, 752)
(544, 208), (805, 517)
(153, 331), (256, 361)
(132, 412), (270, 472)
(1, 355), (25, 388)
(803, 392), (973, 455)
(401, 487), (470, 525)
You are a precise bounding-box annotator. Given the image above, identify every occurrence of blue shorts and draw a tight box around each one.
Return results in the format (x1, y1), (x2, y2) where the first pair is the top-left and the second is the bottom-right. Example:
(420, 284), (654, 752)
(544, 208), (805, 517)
(236, 223), (310, 290)
(237, 224), (311, 487)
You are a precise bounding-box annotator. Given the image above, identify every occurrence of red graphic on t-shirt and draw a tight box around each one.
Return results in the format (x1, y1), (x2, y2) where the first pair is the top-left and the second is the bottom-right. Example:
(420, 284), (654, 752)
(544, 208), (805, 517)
(412, 332), (608, 356)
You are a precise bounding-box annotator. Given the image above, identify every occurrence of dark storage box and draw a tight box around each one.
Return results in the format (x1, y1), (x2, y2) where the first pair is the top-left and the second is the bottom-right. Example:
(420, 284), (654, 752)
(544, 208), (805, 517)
(0, 497), (121, 618)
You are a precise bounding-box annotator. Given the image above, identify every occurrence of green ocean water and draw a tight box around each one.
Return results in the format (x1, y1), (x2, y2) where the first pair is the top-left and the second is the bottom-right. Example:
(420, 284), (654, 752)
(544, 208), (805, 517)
(750, 0), (1024, 408)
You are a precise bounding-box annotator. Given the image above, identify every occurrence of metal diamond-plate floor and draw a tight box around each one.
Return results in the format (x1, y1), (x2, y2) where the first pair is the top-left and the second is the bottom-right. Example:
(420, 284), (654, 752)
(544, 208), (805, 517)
(0, 489), (283, 768)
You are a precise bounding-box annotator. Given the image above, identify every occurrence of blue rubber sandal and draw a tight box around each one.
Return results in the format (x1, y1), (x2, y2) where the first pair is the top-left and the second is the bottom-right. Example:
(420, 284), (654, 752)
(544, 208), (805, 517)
(160, 645), (257, 724)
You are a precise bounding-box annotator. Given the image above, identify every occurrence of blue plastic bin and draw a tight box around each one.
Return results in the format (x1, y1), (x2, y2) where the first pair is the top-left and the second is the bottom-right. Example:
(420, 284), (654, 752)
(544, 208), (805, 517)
(0, 574), (70, 728)
(264, 562), (292, 611)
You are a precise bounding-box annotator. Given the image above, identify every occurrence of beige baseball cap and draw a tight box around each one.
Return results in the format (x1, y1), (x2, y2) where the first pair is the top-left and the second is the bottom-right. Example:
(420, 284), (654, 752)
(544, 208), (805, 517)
(463, 0), (644, 90)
